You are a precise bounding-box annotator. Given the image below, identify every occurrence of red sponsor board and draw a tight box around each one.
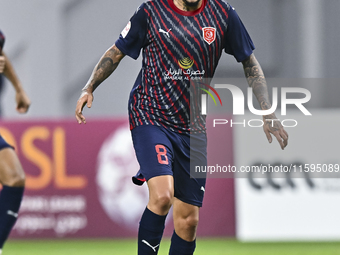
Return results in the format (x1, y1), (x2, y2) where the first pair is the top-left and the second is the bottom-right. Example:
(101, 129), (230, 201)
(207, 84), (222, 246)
(0, 118), (234, 238)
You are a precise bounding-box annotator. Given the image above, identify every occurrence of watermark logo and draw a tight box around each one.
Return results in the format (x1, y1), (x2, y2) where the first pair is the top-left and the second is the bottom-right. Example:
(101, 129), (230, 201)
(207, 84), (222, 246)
(199, 82), (222, 114)
(201, 84), (312, 128)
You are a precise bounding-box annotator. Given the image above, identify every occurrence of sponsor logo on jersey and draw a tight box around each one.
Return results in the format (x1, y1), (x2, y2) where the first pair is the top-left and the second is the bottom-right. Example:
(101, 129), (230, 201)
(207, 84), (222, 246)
(202, 27), (216, 45)
(164, 57), (206, 81)
(121, 21), (131, 38)
(178, 57), (194, 69)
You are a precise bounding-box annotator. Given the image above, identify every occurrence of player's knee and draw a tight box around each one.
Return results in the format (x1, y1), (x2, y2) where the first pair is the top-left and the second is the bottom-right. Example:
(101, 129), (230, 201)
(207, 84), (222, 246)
(6, 170), (26, 187)
(153, 193), (173, 211)
(176, 213), (199, 232)
(184, 214), (199, 229)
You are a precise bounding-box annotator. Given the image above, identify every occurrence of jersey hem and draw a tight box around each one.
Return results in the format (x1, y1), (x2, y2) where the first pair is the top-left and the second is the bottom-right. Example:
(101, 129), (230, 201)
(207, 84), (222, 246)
(115, 40), (139, 60)
(130, 122), (207, 135)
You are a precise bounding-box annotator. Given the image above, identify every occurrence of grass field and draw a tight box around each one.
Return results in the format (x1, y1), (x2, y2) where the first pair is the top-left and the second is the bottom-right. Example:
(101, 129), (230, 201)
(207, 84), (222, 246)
(4, 239), (340, 255)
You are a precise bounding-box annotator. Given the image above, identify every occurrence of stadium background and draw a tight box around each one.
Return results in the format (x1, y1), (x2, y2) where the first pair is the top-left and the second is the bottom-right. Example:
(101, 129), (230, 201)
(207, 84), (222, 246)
(1, 0), (340, 254)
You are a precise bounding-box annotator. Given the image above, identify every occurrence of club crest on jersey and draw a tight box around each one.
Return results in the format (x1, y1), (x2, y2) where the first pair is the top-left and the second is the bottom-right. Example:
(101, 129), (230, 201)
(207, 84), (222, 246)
(202, 27), (216, 45)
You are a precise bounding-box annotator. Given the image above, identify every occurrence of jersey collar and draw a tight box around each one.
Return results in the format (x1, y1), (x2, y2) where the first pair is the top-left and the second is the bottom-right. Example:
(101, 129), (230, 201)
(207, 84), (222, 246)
(168, 0), (207, 16)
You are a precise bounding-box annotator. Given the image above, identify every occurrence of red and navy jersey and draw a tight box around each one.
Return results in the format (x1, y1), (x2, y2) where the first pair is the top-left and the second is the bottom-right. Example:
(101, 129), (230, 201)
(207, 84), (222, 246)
(115, 0), (254, 133)
(0, 30), (5, 53)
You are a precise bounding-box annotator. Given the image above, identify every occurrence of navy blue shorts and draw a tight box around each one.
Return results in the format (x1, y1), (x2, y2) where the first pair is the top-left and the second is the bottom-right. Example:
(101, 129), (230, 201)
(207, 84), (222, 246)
(131, 125), (207, 207)
(0, 135), (13, 151)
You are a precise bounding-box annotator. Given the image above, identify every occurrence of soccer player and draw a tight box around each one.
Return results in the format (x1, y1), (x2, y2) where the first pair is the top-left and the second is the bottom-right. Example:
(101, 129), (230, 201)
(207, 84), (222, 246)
(0, 29), (31, 255)
(75, 0), (288, 254)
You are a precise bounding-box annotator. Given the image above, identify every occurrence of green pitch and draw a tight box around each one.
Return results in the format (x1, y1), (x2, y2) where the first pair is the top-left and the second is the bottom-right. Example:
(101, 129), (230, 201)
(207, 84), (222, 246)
(4, 238), (340, 255)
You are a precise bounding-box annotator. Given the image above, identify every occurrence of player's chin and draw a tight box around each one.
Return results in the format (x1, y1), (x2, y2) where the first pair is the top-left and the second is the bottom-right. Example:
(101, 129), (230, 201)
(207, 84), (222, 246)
(184, 0), (201, 7)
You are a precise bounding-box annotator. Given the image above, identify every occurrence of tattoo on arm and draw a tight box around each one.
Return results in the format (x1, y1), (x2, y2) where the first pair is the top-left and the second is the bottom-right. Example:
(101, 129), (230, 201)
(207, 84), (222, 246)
(242, 54), (280, 130)
(242, 54), (272, 115)
(83, 45), (124, 93)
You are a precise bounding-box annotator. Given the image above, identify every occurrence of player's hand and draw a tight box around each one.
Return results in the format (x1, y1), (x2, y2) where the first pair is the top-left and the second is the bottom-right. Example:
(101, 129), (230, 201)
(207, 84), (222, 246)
(0, 55), (5, 73)
(15, 90), (31, 113)
(75, 90), (93, 124)
(263, 116), (288, 150)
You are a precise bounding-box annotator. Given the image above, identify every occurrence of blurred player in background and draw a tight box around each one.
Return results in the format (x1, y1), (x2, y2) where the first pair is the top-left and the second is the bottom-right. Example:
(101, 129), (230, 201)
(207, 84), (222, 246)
(0, 29), (31, 255)
(0, 75), (4, 117)
(75, 0), (288, 254)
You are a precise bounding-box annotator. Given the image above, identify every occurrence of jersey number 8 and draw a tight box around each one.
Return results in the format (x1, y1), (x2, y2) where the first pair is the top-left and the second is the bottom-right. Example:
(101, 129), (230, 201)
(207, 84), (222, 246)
(155, 145), (169, 165)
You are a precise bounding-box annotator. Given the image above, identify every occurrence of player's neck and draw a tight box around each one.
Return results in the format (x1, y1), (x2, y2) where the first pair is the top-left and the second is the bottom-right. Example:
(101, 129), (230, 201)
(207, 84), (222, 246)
(173, 0), (203, 12)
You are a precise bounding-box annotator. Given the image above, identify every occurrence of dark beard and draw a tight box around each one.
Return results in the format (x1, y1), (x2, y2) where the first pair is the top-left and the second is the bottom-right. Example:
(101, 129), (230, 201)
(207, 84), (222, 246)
(183, 0), (201, 8)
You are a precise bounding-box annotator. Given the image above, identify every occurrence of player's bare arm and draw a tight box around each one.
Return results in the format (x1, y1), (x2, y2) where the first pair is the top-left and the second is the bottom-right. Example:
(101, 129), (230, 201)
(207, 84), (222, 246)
(0, 55), (5, 73)
(0, 52), (30, 114)
(75, 44), (125, 124)
(242, 53), (288, 150)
